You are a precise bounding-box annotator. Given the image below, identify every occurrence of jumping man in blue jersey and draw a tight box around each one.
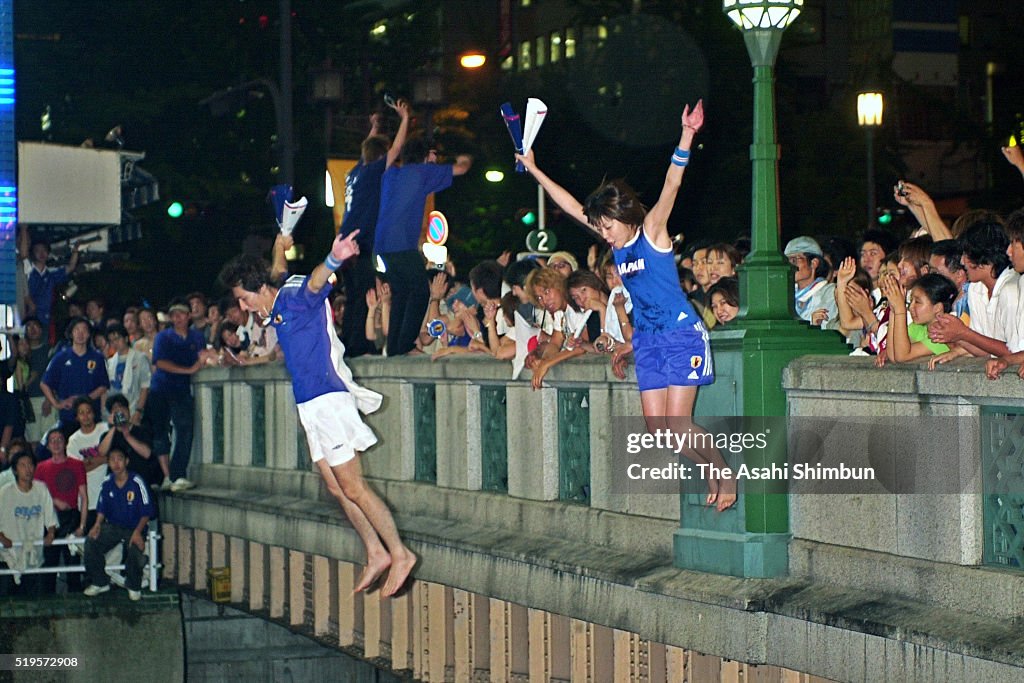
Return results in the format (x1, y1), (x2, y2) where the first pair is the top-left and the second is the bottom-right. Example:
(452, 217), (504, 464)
(516, 100), (736, 511)
(219, 231), (417, 597)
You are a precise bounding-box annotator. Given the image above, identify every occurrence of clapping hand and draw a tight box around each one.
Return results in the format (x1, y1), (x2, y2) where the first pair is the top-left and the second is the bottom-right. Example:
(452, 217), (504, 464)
(879, 274), (906, 315)
(836, 257), (857, 287)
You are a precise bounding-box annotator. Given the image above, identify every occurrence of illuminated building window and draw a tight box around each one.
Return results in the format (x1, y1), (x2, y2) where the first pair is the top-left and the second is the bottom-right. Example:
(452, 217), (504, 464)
(564, 28), (576, 58)
(519, 40), (531, 71)
(550, 32), (562, 62)
(535, 36), (546, 66)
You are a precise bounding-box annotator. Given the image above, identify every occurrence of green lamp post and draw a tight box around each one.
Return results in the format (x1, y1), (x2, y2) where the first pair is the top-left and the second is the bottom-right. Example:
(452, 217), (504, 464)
(673, 0), (848, 578)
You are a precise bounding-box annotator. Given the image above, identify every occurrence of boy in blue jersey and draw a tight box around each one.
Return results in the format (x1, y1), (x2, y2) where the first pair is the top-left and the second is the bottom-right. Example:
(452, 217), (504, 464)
(40, 317), (109, 434)
(83, 448), (153, 600)
(219, 231), (417, 597)
(516, 100), (736, 511)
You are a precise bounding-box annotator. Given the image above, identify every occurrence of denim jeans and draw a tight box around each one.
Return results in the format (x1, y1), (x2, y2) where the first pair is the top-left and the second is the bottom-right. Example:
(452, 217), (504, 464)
(147, 389), (194, 481)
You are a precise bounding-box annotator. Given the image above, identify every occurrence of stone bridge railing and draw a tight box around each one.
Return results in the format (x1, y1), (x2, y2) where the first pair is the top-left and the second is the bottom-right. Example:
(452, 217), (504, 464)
(155, 353), (1024, 682)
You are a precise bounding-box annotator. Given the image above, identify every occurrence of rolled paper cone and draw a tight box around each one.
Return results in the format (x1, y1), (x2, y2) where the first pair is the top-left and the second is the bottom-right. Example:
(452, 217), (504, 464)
(522, 98), (548, 155)
(500, 102), (526, 172)
(281, 196), (308, 236)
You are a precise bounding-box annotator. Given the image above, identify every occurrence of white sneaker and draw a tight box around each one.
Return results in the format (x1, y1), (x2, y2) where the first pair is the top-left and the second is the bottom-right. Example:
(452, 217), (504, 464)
(127, 589), (142, 601)
(83, 584), (110, 597)
(170, 478), (195, 492)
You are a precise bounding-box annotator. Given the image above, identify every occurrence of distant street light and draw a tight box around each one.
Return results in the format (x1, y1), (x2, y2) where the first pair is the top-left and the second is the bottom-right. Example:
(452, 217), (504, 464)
(484, 170), (505, 183)
(459, 52), (486, 69)
(857, 91), (884, 228)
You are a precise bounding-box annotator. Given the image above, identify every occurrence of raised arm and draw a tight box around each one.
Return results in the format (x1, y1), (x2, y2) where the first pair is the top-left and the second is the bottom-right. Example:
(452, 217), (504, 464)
(1002, 142), (1024, 183)
(308, 230), (360, 295)
(515, 150), (594, 236)
(385, 100), (411, 168)
(270, 233), (294, 283)
(644, 100), (704, 246)
(894, 181), (952, 241)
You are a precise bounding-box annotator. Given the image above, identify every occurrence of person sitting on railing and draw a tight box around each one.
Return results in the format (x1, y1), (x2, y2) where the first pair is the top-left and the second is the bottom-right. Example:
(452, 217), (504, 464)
(34, 429), (87, 592)
(83, 448), (153, 601)
(0, 443), (56, 597)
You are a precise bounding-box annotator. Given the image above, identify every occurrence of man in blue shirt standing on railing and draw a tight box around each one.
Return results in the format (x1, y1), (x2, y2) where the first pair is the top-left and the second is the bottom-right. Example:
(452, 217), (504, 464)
(83, 447), (153, 601)
(149, 300), (211, 492)
(220, 230), (417, 598)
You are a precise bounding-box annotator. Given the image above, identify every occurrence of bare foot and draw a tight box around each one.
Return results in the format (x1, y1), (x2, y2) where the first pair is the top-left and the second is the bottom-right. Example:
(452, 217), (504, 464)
(354, 553), (391, 593)
(380, 549), (418, 598)
(705, 477), (719, 507)
(715, 476), (737, 512)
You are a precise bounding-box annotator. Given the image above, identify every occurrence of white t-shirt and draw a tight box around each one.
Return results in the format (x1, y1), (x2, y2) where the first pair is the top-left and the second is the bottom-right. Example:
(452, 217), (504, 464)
(0, 480), (57, 571)
(67, 425), (110, 511)
(967, 269), (1020, 351)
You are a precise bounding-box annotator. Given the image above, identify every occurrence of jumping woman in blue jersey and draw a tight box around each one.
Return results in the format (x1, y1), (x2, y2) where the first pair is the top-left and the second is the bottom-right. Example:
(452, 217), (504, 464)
(517, 100), (736, 511)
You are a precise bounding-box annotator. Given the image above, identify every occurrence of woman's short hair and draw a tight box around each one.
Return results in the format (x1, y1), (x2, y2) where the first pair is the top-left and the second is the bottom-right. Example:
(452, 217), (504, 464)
(583, 179), (647, 228)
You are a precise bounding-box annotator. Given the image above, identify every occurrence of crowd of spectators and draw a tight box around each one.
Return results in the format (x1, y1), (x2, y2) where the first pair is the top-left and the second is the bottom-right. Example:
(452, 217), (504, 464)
(2, 112), (1023, 598)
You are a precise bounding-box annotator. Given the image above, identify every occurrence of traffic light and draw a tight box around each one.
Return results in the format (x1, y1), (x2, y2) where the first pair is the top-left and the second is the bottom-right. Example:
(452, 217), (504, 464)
(516, 208), (537, 227)
(877, 209), (893, 225)
(167, 202), (184, 218)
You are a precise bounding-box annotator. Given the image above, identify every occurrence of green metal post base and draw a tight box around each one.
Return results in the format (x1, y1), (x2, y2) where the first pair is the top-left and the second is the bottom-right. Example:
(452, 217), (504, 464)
(674, 525), (790, 579)
(672, 317), (849, 578)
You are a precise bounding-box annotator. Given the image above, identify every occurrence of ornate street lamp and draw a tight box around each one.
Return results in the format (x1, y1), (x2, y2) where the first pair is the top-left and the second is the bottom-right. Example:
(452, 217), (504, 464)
(673, 0), (845, 580)
(721, 0), (803, 321)
(857, 91), (884, 228)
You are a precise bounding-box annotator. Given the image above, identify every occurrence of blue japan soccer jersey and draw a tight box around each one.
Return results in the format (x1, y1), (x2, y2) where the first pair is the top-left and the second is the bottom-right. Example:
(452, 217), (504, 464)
(270, 275), (349, 404)
(613, 230), (700, 334)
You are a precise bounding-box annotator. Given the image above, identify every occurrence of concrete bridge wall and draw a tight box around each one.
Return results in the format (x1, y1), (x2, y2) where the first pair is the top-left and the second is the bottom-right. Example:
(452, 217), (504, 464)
(153, 354), (1024, 682)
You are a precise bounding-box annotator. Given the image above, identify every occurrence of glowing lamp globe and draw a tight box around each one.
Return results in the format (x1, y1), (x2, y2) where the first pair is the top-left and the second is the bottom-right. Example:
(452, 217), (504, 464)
(722, 0), (803, 31)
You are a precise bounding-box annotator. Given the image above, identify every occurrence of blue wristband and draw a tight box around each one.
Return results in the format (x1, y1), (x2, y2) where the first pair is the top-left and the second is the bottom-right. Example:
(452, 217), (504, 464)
(671, 147), (690, 167)
(324, 254), (343, 271)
